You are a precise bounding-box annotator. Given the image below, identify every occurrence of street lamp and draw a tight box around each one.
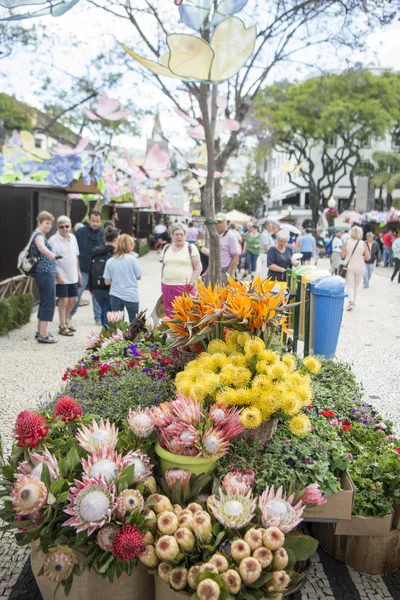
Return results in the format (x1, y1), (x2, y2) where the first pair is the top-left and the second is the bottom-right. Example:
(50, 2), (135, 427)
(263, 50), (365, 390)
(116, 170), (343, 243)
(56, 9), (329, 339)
(327, 198), (336, 209)
(287, 204), (293, 216)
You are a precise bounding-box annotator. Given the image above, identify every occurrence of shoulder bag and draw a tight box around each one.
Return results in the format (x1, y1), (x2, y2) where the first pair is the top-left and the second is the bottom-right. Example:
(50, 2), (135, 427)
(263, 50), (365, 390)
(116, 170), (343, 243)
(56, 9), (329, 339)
(338, 240), (360, 278)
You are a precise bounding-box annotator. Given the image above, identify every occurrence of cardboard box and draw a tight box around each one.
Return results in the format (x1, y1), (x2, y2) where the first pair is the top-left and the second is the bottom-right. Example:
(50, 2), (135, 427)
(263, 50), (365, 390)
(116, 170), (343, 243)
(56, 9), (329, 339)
(303, 471), (355, 522)
(393, 504), (400, 530)
(335, 512), (393, 537)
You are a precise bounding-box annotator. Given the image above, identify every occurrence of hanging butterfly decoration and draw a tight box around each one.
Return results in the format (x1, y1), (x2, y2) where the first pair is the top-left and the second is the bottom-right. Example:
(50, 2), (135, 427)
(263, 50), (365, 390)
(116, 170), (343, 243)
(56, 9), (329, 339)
(0, 0), (80, 21)
(81, 94), (130, 122)
(174, 0), (183, 5)
(53, 137), (91, 156)
(125, 144), (173, 184)
(176, 96), (239, 139)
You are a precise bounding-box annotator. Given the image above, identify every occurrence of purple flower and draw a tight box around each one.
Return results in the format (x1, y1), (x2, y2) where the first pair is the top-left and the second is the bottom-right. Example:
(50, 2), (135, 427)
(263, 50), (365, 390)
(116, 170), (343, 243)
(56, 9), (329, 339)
(302, 458), (314, 464)
(65, 154), (82, 171)
(286, 458), (296, 467)
(92, 157), (104, 181)
(347, 453), (353, 461)
(352, 409), (360, 414)
(47, 161), (73, 187)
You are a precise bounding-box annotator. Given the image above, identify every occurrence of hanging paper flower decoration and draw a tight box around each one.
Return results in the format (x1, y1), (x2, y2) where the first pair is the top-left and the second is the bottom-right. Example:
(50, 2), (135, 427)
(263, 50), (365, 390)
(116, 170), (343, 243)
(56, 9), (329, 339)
(0, 0), (80, 21)
(176, 96), (239, 138)
(125, 144), (173, 183)
(81, 94), (130, 122)
(123, 17), (256, 84)
(53, 137), (91, 156)
(178, 0), (248, 31)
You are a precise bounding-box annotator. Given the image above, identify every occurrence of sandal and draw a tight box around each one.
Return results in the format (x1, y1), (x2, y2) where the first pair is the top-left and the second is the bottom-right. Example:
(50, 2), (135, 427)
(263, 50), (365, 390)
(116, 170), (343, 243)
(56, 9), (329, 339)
(35, 331), (40, 339)
(66, 323), (76, 332)
(38, 335), (58, 344)
(79, 299), (90, 307)
(59, 327), (74, 336)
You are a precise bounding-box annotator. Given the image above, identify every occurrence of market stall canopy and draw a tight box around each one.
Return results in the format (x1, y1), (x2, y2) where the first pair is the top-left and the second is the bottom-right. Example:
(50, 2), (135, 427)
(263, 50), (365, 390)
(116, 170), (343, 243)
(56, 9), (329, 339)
(224, 209), (252, 223)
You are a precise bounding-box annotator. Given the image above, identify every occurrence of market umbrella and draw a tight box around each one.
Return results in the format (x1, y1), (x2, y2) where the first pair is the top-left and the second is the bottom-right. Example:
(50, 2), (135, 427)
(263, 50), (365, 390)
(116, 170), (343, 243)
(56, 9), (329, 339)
(279, 222), (301, 235)
(224, 209), (252, 223)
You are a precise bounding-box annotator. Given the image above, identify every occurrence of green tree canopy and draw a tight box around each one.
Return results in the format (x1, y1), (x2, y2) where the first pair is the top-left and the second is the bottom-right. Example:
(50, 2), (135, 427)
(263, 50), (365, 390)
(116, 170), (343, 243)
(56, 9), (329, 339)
(0, 93), (34, 146)
(254, 69), (400, 224)
(223, 166), (269, 218)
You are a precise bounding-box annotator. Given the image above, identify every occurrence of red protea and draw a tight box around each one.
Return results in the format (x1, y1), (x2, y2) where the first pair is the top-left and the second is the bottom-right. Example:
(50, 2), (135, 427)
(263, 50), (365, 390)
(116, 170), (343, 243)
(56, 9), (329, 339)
(53, 396), (83, 422)
(14, 411), (48, 448)
(111, 524), (145, 561)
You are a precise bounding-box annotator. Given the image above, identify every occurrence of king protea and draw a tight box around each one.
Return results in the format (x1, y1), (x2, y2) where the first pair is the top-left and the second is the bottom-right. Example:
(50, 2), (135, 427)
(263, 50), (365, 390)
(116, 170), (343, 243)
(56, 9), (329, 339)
(63, 474), (115, 535)
(259, 486), (304, 533)
(208, 489), (256, 529)
(76, 419), (118, 453)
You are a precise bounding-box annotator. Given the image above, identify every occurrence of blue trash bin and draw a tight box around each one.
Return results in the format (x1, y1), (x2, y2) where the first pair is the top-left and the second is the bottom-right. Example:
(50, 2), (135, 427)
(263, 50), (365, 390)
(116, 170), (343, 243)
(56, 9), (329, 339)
(311, 276), (346, 358)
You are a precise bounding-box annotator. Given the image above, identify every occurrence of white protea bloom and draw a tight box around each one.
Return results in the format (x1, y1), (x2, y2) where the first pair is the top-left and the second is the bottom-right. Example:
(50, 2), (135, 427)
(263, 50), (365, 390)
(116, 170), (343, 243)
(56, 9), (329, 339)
(106, 311), (124, 323)
(259, 486), (304, 533)
(84, 331), (101, 351)
(12, 475), (48, 516)
(82, 447), (125, 483)
(63, 474), (115, 535)
(123, 450), (153, 483)
(97, 524), (121, 551)
(17, 447), (60, 482)
(208, 489), (256, 529)
(127, 408), (155, 438)
(43, 546), (79, 582)
(76, 419), (118, 454)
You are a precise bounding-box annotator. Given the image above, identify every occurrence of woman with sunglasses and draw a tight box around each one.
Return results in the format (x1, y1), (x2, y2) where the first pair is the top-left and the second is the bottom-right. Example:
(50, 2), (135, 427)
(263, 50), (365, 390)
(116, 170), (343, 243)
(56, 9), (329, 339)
(49, 215), (81, 336)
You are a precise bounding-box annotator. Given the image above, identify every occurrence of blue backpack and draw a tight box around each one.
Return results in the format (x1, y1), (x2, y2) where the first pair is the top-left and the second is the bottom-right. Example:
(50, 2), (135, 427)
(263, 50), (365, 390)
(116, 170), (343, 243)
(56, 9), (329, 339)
(324, 236), (334, 256)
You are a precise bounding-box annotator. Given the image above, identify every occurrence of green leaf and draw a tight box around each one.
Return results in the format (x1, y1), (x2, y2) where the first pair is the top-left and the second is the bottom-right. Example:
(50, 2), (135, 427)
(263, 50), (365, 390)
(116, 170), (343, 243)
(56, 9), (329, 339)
(66, 447), (80, 471)
(40, 463), (51, 490)
(284, 533), (318, 561)
(97, 178), (106, 194)
(97, 553), (115, 574)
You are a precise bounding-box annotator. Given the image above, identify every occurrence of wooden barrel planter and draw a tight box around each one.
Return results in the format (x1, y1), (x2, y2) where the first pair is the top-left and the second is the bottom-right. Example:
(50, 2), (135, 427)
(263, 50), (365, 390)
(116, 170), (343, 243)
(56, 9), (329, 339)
(309, 522), (400, 575)
(31, 542), (155, 600)
(240, 418), (278, 443)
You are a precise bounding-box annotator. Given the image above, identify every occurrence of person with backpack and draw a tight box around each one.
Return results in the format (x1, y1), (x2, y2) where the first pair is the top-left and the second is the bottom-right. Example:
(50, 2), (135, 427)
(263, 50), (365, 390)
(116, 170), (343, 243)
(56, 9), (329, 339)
(103, 234), (143, 322)
(161, 223), (202, 317)
(29, 211), (58, 344)
(88, 227), (120, 327)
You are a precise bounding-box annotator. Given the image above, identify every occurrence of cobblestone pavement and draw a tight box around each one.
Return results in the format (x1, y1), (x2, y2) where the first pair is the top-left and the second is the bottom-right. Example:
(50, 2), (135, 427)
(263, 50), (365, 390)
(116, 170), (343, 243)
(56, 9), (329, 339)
(1, 252), (399, 599)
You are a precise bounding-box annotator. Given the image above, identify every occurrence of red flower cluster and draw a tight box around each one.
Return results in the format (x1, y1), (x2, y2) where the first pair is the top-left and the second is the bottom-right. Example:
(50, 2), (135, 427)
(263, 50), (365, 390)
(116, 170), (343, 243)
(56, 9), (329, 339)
(321, 410), (335, 418)
(98, 364), (118, 378)
(342, 419), (352, 432)
(14, 410), (48, 448)
(62, 368), (89, 381)
(111, 524), (144, 561)
(53, 396), (83, 422)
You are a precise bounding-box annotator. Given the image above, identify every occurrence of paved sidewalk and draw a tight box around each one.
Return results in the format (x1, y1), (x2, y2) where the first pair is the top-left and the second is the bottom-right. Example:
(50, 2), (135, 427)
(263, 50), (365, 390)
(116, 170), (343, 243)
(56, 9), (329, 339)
(0, 251), (399, 599)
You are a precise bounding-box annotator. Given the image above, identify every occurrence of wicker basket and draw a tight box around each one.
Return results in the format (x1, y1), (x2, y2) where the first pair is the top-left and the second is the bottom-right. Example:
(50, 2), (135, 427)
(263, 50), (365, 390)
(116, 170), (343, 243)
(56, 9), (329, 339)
(283, 559), (311, 597)
(240, 418), (278, 442)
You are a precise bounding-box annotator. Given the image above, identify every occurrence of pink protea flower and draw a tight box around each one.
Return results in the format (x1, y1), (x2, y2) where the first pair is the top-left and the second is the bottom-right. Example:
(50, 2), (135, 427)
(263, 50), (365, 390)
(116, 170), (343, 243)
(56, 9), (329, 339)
(170, 394), (201, 426)
(111, 524), (145, 561)
(14, 411), (48, 448)
(53, 396), (83, 422)
(301, 483), (327, 507)
(123, 450), (153, 483)
(150, 403), (173, 428)
(101, 329), (124, 347)
(165, 469), (192, 490)
(208, 489), (256, 529)
(12, 475), (48, 516)
(76, 419), (118, 453)
(43, 546), (79, 582)
(209, 404), (242, 426)
(18, 447), (60, 482)
(82, 447), (126, 483)
(221, 468), (255, 495)
(200, 427), (230, 458)
(159, 431), (186, 455)
(127, 407), (155, 438)
(106, 311), (124, 323)
(84, 331), (101, 351)
(97, 524), (121, 551)
(219, 416), (245, 441)
(116, 489), (144, 518)
(165, 423), (200, 447)
(259, 486), (304, 533)
(63, 474), (115, 535)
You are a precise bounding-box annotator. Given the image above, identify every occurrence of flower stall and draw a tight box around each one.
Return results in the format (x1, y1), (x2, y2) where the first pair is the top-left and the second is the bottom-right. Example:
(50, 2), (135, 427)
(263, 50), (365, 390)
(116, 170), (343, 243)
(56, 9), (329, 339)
(1, 284), (400, 599)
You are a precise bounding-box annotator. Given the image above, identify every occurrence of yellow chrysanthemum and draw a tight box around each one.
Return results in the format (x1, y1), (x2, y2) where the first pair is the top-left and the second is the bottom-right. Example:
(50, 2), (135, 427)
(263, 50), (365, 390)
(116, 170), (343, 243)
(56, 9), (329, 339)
(282, 354), (297, 371)
(234, 388), (254, 405)
(233, 367), (252, 388)
(240, 407), (262, 429)
(216, 388), (238, 406)
(269, 362), (288, 381)
(201, 373), (221, 395)
(209, 353), (228, 372)
(228, 354), (247, 368)
(219, 365), (238, 386)
(296, 385), (313, 405)
(281, 394), (301, 416)
(208, 339), (228, 355)
(289, 413), (312, 436)
(255, 360), (271, 374)
(252, 375), (272, 390)
(254, 393), (280, 419)
(259, 349), (279, 365)
(303, 355), (322, 374)
(244, 337), (266, 358)
(236, 332), (251, 346)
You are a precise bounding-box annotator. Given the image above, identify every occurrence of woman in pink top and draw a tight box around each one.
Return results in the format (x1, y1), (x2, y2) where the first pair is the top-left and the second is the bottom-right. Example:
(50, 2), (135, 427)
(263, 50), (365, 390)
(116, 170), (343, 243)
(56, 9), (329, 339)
(341, 226), (370, 311)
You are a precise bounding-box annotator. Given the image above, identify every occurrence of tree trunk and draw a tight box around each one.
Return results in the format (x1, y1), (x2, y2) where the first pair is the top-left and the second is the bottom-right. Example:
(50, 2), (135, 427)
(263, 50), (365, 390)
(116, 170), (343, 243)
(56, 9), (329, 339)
(198, 84), (220, 285)
(214, 178), (222, 213)
(309, 188), (320, 228)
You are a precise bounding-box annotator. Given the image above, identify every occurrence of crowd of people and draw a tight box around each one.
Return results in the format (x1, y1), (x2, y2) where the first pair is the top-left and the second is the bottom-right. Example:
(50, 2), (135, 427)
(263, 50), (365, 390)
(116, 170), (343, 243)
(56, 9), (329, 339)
(28, 209), (399, 343)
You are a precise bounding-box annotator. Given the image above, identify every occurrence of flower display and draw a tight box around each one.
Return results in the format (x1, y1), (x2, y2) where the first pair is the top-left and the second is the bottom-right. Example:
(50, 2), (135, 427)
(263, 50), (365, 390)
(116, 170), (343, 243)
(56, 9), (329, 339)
(12, 475), (48, 516)
(106, 310), (125, 323)
(14, 410), (48, 448)
(303, 355), (322, 374)
(149, 394), (243, 458)
(53, 396), (83, 421)
(207, 489), (256, 528)
(259, 486), (305, 533)
(76, 419), (118, 453)
(43, 546), (79, 583)
(175, 335), (312, 435)
(111, 524), (145, 561)
(127, 407), (155, 438)
(63, 475), (116, 535)
(300, 483), (327, 507)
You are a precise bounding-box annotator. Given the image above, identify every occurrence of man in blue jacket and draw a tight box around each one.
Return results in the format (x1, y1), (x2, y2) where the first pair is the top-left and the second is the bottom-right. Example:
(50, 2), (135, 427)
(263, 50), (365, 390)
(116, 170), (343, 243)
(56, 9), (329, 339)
(70, 210), (105, 325)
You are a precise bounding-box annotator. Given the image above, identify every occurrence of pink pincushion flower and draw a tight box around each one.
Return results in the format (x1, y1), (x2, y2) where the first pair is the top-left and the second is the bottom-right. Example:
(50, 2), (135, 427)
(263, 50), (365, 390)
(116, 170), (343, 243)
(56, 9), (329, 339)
(165, 469), (192, 490)
(221, 468), (255, 495)
(14, 411), (48, 448)
(63, 474), (115, 535)
(53, 396), (83, 422)
(301, 483), (327, 507)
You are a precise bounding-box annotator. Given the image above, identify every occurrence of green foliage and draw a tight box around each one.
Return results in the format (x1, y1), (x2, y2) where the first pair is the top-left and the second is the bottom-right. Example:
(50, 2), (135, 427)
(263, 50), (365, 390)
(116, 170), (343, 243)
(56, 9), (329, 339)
(0, 293), (33, 336)
(0, 93), (34, 136)
(138, 240), (149, 257)
(223, 166), (269, 217)
(370, 150), (400, 194)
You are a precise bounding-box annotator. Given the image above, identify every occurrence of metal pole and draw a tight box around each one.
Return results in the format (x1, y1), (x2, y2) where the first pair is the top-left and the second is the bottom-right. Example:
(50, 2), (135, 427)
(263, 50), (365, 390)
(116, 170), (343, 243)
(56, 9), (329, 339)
(304, 282), (311, 357)
(293, 275), (301, 353)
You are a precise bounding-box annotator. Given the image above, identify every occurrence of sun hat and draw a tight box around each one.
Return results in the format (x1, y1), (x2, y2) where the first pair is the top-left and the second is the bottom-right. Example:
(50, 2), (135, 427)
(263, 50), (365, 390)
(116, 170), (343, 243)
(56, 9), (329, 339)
(215, 213), (226, 221)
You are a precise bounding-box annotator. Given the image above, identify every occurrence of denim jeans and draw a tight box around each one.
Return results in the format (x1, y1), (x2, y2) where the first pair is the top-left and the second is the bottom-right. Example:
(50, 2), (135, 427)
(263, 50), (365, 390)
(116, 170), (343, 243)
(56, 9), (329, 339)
(245, 252), (259, 272)
(34, 271), (56, 322)
(70, 271), (101, 321)
(383, 246), (393, 267)
(363, 263), (374, 287)
(110, 295), (139, 322)
(93, 289), (112, 327)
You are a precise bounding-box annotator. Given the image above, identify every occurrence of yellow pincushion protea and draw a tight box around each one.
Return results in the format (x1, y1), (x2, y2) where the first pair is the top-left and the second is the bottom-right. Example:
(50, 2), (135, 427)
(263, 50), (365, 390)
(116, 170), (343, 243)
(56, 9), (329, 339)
(240, 407), (262, 429)
(269, 362), (288, 381)
(209, 353), (229, 372)
(281, 394), (301, 416)
(216, 388), (238, 406)
(303, 355), (322, 374)
(201, 373), (221, 395)
(259, 349), (279, 365)
(244, 337), (265, 358)
(236, 332), (251, 346)
(208, 339), (228, 355)
(289, 413), (312, 436)
(254, 393), (280, 419)
(219, 365), (237, 386)
(282, 353), (297, 371)
(228, 354), (247, 368)
(251, 374), (271, 390)
(233, 367), (252, 388)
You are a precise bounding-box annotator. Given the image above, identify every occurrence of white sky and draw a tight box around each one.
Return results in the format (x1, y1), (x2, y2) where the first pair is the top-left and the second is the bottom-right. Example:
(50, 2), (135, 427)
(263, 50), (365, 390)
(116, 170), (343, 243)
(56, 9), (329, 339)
(1, 2), (400, 152)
